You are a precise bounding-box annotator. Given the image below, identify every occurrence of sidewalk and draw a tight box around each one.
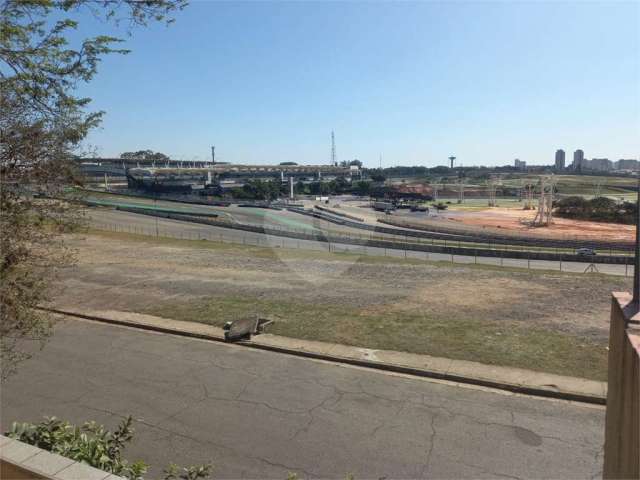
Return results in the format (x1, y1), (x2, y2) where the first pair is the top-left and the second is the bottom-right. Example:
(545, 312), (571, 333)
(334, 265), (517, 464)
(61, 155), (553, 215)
(46, 307), (607, 404)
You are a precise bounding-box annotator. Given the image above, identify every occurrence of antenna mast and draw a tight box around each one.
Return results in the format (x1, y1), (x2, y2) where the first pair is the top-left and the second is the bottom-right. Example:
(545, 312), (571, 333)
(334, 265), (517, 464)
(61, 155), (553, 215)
(331, 131), (336, 166)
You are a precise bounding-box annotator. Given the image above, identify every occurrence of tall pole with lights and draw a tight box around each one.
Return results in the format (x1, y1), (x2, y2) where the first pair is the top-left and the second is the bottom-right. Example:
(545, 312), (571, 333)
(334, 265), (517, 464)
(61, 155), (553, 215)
(633, 176), (640, 309)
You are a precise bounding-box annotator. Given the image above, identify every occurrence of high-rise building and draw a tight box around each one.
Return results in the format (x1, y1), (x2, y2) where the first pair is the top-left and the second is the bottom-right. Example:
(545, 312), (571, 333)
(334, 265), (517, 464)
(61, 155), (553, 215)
(616, 159), (639, 171)
(555, 149), (565, 170)
(590, 158), (612, 171)
(572, 149), (584, 171)
(514, 158), (526, 170)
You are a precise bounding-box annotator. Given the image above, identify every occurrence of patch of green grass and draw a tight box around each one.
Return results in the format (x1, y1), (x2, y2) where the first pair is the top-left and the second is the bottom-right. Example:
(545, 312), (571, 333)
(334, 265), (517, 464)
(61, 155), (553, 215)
(143, 295), (608, 381)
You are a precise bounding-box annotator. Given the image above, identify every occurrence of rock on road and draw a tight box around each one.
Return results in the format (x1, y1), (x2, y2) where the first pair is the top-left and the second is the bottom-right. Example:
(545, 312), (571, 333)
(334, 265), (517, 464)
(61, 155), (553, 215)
(1, 318), (604, 479)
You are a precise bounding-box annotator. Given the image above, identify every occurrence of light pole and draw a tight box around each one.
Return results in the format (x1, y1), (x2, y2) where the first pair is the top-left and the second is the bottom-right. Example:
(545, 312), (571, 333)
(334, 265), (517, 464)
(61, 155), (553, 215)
(633, 175), (639, 310)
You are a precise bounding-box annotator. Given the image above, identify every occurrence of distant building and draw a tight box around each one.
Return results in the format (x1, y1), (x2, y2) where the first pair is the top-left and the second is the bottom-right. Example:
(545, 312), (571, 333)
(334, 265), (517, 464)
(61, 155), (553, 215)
(616, 159), (639, 171)
(514, 158), (526, 170)
(589, 158), (613, 172)
(572, 149), (584, 171)
(555, 149), (565, 170)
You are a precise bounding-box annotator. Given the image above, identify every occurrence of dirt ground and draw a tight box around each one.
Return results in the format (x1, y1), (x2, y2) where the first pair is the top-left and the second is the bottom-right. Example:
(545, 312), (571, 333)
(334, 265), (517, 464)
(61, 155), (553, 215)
(51, 231), (631, 379)
(408, 207), (635, 242)
(54, 232), (630, 339)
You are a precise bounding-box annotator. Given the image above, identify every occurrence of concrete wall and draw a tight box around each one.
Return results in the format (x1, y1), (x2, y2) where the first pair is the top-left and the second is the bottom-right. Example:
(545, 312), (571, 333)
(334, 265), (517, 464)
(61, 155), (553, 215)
(603, 293), (640, 479)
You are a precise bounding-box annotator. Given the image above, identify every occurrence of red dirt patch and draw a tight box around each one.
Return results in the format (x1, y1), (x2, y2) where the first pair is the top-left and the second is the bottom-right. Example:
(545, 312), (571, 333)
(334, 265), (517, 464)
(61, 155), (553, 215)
(439, 208), (635, 242)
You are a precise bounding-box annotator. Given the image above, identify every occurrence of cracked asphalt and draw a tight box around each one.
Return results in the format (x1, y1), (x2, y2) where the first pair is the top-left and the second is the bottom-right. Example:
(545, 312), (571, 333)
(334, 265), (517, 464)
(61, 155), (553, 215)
(1, 318), (604, 479)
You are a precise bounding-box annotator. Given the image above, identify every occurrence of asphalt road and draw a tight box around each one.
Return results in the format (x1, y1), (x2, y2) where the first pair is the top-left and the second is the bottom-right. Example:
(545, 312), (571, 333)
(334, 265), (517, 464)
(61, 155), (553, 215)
(1, 319), (604, 479)
(88, 209), (630, 276)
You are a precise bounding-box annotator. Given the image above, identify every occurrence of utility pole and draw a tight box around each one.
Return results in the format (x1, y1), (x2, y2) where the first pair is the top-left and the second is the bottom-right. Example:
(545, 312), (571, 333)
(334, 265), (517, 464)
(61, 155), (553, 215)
(633, 176), (640, 307)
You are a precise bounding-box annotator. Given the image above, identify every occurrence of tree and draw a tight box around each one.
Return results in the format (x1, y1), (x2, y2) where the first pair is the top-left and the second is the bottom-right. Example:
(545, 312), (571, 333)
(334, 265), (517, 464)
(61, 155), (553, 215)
(370, 171), (386, 182)
(355, 180), (371, 196)
(0, 0), (186, 379)
(121, 150), (170, 162)
(240, 179), (281, 200)
(294, 180), (307, 195)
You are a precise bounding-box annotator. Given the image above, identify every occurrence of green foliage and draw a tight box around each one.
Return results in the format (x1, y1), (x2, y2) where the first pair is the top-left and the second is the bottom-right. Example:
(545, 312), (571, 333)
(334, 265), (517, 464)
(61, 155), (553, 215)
(370, 169), (386, 182)
(240, 179), (283, 200)
(6, 416), (212, 480)
(555, 196), (637, 224)
(7, 416), (148, 479)
(163, 463), (213, 480)
(1, 0), (186, 379)
(355, 180), (371, 196)
(121, 150), (170, 162)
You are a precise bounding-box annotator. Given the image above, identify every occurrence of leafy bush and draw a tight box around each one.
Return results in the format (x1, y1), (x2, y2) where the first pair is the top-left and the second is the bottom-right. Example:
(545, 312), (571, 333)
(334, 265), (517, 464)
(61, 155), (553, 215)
(554, 196), (637, 224)
(6, 416), (212, 480)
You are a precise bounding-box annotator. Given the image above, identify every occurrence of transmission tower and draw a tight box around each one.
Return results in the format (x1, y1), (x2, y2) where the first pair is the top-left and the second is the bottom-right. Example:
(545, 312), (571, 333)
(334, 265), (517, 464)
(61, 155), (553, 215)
(331, 131), (336, 166)
(432, 179), (440, 202)
(594, 179), (603, 198)
(517, 179), (523, 202)
(532, 176), (555, 226)
(488, 177), (497, 207)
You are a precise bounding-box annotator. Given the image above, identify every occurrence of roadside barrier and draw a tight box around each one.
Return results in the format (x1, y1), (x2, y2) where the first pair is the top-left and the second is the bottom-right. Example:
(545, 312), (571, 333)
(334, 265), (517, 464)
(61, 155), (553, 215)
(314, 205), (365, 222)
(105, 206), (633, 266)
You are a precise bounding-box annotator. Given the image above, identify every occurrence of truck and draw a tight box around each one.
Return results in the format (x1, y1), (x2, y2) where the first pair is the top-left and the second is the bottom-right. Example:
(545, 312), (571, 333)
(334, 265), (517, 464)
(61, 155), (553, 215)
(373, 201), (395, 212)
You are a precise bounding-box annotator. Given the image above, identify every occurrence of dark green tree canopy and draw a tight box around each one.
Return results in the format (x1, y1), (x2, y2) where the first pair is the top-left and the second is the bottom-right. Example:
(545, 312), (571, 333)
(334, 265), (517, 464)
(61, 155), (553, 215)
(121, 150), (170, 161)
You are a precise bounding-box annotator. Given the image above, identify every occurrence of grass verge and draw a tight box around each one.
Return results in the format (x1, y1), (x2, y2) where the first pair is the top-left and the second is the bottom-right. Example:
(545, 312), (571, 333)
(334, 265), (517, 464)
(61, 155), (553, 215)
(143, 294), (608, 381)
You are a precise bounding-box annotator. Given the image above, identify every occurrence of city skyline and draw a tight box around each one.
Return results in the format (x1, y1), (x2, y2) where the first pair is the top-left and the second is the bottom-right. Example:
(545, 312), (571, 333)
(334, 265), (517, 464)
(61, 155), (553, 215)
(74, 1), (639, 166)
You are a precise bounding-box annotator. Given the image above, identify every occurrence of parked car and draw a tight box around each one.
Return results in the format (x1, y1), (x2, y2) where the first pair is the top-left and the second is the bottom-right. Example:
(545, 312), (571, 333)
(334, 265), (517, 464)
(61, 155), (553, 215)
(575, 247), (596, 256)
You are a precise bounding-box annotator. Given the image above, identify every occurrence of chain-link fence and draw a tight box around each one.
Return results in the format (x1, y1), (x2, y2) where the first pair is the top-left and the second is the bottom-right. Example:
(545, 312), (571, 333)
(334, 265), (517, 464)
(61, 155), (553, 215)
(89, 220), (631, 277)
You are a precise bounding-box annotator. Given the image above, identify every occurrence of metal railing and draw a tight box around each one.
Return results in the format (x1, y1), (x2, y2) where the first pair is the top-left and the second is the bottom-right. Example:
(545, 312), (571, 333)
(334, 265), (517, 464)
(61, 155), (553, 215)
(88, 220), (632, 277)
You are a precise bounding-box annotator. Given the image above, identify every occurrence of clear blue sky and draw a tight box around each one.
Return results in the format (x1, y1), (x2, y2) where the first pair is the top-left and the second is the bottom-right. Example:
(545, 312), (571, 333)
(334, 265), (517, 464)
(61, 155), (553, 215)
(76, 1), (639, 167)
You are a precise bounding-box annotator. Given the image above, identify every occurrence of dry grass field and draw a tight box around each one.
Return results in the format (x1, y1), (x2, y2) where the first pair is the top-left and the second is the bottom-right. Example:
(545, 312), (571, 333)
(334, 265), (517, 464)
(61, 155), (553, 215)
(51, 230), (633, 380)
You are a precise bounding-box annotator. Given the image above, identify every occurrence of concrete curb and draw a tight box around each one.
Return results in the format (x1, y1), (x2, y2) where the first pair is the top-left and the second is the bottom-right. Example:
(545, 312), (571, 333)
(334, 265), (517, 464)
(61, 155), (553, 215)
(40, 307), (606, 406)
